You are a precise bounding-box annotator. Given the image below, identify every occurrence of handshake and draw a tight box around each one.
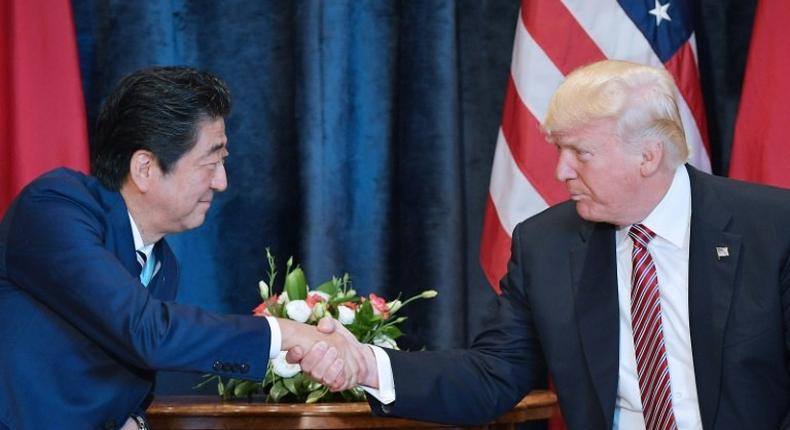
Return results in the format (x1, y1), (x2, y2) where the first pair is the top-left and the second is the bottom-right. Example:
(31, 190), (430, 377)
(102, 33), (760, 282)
(278, 317), (379, 392)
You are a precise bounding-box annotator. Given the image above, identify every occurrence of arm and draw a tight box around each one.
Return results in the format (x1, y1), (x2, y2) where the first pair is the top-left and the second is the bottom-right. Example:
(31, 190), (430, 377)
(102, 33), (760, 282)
(4, 180), (271, 378)
(292, 223), (546, 425)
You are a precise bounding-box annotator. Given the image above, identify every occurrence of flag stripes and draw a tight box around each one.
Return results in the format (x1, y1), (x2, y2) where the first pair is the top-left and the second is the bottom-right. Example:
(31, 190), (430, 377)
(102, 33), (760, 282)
(481, 0), (711, 293)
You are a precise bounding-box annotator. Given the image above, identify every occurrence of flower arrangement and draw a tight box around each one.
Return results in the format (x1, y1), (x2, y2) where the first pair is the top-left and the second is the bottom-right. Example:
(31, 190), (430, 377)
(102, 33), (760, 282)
(196, 249), (437, 403)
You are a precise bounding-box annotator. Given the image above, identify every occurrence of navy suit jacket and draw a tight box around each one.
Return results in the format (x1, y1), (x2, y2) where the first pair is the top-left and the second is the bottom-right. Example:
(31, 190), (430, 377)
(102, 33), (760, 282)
(369, 166), (790, 429)
(0, 169), (271, 430)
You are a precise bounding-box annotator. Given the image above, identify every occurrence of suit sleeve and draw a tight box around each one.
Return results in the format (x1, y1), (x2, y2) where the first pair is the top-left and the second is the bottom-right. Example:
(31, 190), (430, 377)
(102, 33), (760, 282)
(4, 182), (271, 380)
(781, 251), (790, 428)
(367, 222), (547, 425)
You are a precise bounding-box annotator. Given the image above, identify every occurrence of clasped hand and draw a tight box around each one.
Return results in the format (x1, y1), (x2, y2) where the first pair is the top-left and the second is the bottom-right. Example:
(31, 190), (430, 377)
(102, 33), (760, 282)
(279, 317), (377, 392)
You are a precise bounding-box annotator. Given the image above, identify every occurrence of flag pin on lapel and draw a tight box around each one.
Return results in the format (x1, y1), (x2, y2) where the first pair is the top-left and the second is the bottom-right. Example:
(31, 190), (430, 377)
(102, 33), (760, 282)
(715, 246), (729, 260)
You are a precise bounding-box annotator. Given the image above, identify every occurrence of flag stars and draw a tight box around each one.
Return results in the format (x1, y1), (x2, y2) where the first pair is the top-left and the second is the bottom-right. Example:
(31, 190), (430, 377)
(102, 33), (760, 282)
(649, 0), (672, 26)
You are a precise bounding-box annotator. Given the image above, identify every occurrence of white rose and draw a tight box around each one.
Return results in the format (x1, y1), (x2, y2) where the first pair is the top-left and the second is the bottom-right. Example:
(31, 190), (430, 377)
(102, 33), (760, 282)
(337, 305), (356, 325)
(373, 334), (399, 350)
(271, 352), (301, 378)
(285, 300), (311, 323)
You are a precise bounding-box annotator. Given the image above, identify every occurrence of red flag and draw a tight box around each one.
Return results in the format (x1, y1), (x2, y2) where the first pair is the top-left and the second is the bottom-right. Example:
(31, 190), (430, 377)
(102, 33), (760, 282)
(481, 0), (711, 293)
(729, 2), (790, 187)
(0, 0), (90, 217)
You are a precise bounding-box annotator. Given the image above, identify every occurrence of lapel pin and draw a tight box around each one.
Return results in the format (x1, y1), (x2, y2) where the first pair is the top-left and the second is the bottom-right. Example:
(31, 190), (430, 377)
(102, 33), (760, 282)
(715, 246), (729, 260)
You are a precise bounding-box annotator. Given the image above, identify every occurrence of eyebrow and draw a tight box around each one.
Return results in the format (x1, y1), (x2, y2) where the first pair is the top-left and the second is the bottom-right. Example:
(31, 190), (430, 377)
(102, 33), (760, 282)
(203, 143), (227, 157)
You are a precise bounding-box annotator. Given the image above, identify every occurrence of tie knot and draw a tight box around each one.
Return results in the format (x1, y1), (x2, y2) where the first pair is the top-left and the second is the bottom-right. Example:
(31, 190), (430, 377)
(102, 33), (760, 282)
(628, 224), (655, 248)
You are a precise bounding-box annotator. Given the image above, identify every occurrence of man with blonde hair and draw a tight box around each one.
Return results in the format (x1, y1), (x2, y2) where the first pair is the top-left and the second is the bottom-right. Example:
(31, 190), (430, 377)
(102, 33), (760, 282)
(296, 60), (790, 429)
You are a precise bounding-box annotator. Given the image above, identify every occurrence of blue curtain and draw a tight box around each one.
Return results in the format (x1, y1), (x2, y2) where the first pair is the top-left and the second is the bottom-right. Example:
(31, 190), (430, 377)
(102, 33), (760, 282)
(72, 0), (520, 394)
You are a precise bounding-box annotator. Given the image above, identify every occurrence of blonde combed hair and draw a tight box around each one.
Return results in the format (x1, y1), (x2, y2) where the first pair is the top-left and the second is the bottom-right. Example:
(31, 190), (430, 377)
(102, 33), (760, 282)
(543, 60), (688, 168)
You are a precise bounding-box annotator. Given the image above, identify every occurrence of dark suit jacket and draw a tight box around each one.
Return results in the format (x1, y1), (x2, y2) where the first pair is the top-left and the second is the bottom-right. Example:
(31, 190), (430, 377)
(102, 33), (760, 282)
(0, 169), (271, 430)
(369, 165), (790, 429)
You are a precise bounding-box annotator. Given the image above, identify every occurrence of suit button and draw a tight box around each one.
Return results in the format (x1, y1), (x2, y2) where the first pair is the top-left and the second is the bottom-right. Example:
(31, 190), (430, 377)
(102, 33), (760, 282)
(212, 360), (223, 371)
(240, 363), (249, 374)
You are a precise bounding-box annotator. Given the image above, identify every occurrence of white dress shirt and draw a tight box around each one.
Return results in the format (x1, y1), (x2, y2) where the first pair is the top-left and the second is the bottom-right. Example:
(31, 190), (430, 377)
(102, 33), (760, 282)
(613, 166), (702, 429)
(369, 167), (704, 430)
(126, 212), (281, 359)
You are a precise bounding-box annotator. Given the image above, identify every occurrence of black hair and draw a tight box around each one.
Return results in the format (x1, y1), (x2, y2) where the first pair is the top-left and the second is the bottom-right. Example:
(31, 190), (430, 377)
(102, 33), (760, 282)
(92, 66), (231, 190)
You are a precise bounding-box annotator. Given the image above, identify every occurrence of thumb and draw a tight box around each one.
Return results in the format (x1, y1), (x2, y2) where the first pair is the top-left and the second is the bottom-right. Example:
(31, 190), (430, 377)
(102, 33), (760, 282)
(316, 316), (336, 334)
(285, 346), (304, 364)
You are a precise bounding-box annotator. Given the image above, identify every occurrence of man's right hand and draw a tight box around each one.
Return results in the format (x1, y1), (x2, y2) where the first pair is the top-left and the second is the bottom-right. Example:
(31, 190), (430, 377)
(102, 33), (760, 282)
(286, 317), (379, 392)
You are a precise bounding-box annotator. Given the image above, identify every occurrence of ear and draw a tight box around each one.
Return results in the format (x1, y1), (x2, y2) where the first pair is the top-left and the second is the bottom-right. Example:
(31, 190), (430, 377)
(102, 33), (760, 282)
(127, 150), (158, 193)
(639, 139), (664, 177)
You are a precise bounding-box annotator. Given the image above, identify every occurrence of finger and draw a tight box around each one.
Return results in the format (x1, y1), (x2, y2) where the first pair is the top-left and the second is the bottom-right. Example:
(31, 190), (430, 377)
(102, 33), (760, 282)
(321, 358), (345, 387)
(299, 341), (327, 372)
(316, 316), (336, 334)
(285, 346), (304, 364)
(309, 346), (339, 380)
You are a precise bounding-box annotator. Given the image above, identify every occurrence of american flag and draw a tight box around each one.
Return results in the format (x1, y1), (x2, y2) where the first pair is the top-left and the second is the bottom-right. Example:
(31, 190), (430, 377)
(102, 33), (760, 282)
(480, 0), (711, 293)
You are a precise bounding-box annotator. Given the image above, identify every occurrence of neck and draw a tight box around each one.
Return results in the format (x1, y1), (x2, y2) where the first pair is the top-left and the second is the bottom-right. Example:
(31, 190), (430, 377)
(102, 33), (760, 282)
(120, 185), (164, 245)
(621, 166), (677, 227)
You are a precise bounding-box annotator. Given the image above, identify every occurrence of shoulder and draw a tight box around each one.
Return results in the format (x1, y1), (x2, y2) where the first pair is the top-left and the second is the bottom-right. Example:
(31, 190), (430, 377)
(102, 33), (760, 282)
(689, 167), (790, 217)
(512, 200), (585, 241)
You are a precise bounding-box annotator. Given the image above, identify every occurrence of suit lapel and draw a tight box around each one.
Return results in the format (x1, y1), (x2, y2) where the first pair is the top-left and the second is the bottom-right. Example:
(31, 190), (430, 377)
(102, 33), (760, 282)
(686, 166), (740, 429)
(571, 221), (619, 428)
(101, 186), (140, 279)
(146, 240), (179, 301)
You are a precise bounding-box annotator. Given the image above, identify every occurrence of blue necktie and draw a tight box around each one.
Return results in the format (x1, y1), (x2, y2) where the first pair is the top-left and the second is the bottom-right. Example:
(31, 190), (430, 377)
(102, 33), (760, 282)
(136, 250), (155, 287)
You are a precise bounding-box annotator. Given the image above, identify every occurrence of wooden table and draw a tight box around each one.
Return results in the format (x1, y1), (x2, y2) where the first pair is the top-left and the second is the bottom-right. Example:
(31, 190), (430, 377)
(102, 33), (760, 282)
(147, 390), (558, 430)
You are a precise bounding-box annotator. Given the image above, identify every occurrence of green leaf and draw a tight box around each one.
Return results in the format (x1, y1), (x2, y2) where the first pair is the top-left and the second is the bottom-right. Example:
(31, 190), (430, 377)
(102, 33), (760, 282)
(284, 267), (307, 300)
(282, 377), (300, 395)
(306, 387), (329, 403)
(316, 280), (338, 296)
(234, 380), (259, 398)
(380, 325), (402, 339)
(217, 379), (225, 396)
(269, 380), (289, 402)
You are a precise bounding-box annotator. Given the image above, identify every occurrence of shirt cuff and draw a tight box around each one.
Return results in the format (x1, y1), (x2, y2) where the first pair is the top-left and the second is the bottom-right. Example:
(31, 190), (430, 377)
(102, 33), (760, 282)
(360, 345), (396, 404)
(265, 316), (282, 359)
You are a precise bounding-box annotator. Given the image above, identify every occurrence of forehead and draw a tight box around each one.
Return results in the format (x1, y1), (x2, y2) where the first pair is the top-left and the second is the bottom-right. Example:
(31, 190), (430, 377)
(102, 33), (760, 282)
(552, 120), (619, 148)
(189, 117), (227, 156)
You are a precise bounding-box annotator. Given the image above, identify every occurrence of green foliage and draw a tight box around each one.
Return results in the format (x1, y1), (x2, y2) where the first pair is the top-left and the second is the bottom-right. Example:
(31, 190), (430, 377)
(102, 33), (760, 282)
(195, 250), (437, 403)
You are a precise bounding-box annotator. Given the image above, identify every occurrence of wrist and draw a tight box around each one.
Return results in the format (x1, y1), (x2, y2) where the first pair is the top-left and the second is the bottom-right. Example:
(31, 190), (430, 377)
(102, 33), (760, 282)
(362, 345), (380, 388)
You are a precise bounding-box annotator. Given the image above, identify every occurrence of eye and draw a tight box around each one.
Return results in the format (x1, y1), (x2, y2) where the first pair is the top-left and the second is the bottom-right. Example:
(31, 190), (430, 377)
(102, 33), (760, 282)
(574, 148), (592, 161)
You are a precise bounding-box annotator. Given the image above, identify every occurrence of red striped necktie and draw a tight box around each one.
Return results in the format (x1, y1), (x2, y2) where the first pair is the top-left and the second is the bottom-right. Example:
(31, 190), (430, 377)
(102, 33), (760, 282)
(629, 224), (677, 430)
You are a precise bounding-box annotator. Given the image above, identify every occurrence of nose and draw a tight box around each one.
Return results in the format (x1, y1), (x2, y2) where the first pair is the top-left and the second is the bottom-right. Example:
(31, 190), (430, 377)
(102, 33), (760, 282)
(555, 149), (577, 182)
(211, 162), (228, 192)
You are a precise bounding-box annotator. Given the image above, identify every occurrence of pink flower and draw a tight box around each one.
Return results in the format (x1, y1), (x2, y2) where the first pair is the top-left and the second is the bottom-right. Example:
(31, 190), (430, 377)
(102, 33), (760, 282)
(252, 294), (279, 316)
(305, 291), (328, 309)
(369, 293), (390, 317)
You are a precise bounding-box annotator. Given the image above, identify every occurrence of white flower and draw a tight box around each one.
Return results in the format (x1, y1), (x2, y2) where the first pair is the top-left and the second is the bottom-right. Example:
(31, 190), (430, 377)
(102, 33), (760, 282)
(386, 299), (402, 314)
(337, 305), (356, 325)
(285, 300), (311, 323)
(258, 281), (269, 300)
(277, 291), (289, 304)
(373, 334), (399, 350)
(271, 352), (301, 378)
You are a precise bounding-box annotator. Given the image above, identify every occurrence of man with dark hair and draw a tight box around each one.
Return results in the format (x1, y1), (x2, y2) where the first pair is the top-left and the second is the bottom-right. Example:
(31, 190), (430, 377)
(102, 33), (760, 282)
(0, 67), (360, 430)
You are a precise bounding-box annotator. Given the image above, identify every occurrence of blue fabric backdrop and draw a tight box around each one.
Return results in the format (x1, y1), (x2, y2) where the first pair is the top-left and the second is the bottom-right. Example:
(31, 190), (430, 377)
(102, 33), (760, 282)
(72, 0), (520, 394)
(71, 0), (755, 395)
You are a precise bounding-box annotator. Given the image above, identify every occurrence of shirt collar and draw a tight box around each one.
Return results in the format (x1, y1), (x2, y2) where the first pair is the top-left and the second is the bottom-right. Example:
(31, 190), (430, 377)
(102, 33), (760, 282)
(128, 212), (155, 258)
(617, 166), (691, 248)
